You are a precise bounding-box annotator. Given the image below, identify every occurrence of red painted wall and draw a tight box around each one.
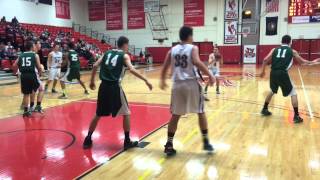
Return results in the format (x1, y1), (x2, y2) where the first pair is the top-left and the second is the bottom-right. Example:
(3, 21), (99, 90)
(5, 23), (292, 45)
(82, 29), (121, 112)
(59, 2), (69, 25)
(147, 43), (320, 65)
(219, 46), (241, 64)
(258, 45), (278, 64)
(145, 47), (171, 63)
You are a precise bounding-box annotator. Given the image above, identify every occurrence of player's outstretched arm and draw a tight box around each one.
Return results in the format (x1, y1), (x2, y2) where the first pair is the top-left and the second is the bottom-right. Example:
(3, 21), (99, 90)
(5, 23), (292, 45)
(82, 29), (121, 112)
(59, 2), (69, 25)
(35, 54), (43, 76)
(293, 50), (311, 65)
(260, 48), (274, 78)
(160, 50), (171, 90)
(310, 58), (320, 65)
(207, 53), (214, 66)
(124, 54), (152, 91)
(47, 52), (52, 69)
(89, 56), (103, 90)
(192, 46), (215, 86)
(12, 57), (19, 69)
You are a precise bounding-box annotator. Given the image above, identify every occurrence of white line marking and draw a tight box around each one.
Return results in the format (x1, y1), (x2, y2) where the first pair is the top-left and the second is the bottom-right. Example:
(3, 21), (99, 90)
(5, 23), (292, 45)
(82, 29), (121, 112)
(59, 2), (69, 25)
(298, 68), (314, 120)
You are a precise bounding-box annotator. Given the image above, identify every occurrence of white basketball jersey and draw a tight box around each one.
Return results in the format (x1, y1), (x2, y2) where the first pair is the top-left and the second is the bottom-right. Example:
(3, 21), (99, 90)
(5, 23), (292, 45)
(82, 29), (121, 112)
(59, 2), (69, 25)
(171, 44), (198, 81)
(51, 51), (63, 68)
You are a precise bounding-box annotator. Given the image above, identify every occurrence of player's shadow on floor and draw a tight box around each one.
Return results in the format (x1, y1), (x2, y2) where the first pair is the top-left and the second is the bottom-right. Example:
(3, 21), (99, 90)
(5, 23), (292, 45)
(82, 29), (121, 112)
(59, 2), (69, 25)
(135, 148), (215, 160)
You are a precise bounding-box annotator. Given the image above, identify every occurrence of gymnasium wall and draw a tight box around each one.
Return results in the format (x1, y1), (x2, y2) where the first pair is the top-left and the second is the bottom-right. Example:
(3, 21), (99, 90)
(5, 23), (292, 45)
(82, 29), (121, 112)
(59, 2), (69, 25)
(260, 0), (320, 45)
(0, 0), (87, 27)
(84, 0), (229, 49)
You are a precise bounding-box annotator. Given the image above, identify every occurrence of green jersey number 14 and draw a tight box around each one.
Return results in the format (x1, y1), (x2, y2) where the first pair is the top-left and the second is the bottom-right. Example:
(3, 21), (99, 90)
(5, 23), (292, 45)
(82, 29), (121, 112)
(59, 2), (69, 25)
(105, 54), (119, 67)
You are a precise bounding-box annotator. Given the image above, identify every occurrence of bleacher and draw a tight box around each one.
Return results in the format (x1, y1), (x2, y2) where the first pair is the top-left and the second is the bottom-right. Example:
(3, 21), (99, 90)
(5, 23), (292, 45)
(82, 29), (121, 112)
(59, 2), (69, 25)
(0, 22), (112, 74)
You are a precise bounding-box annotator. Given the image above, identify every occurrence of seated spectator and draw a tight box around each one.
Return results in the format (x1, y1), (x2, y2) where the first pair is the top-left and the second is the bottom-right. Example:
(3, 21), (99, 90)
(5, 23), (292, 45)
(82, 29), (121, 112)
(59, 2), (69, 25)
(11, 16), (19, 26)
(5, 42), (13, 51)
(0, 42), (5, 60)
(1, 16), (6, 23)
(139, 50), (144, 58)
(16, 47), (21, 57)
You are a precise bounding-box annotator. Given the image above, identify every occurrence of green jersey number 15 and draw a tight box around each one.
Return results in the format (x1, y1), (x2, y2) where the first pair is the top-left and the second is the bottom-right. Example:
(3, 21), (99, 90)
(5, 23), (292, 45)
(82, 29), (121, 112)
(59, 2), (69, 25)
(21, 57), (32, 67)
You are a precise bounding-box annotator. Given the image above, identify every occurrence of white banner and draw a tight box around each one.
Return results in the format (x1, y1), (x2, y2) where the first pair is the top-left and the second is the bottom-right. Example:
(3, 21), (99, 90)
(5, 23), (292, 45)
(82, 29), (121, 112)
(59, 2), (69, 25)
(224, 21), (238, 44)
(243, 45), (257, 64)
(225, 0), (239, 20)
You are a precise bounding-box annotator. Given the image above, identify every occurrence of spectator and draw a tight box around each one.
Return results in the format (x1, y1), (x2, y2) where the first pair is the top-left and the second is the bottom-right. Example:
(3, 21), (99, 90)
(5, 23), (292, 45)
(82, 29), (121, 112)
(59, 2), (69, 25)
(16, 47), (21, 57)
(0, 42), (5, 60)
(5, 42), (13, 51)
(11, 16), (19, 26)
(1, 16), (6, 23)
(139, 50), (144, 58)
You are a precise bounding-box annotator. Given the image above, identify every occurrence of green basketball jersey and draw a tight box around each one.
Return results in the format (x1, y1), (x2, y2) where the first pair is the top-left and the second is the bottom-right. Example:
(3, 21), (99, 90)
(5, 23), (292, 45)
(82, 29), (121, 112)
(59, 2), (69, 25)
(271, 45), (294, 71)
(68, 50), (80, 69)
(18, 52), (36, 74)
(100, 49), (125, 82)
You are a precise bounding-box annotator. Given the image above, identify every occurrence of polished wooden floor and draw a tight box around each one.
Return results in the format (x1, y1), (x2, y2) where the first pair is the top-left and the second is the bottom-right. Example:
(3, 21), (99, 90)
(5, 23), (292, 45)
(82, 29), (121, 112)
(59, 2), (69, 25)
(0, 65), (320, 180)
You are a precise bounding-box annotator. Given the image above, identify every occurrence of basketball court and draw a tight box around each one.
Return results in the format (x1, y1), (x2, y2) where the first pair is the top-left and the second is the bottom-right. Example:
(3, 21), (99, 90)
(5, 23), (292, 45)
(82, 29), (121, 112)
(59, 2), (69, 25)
(1, 0), (320, 179)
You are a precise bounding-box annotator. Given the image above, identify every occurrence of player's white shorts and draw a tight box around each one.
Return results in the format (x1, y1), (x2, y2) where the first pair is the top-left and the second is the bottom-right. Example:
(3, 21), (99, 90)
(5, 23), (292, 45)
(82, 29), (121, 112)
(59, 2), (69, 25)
(170, 79), (205, 116)
(210, 67), (220, 77)
(48, 68), (61, 81)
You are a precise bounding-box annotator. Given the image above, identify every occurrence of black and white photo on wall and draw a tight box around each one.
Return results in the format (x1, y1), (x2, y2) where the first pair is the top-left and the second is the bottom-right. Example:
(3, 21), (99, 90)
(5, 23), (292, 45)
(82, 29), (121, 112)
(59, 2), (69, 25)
(266, 16), (278, 36)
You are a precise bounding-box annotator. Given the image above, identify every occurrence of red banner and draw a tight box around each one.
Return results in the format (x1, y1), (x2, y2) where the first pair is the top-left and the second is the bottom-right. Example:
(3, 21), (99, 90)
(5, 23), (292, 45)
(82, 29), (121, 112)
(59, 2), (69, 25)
(127, 0), (145, 29)
(55, 0), (70, 19)
(105, 0), (123, 30)
(88, 0), (105, 21)
(184, 0), (205, 27)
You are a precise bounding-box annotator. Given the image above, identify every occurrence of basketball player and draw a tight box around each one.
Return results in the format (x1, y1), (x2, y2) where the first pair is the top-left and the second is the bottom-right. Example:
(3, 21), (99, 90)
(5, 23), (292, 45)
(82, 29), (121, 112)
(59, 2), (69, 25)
(45, 43), (63, 93)
(83, 36), (153, 150)
(160, 26), (215, 156)
(13, 41), (42, 117)
(260, 35), (315, 123)
(29, 39), (45, 113)
(204, 46), (222, 100)
(59, 42), (89, 99)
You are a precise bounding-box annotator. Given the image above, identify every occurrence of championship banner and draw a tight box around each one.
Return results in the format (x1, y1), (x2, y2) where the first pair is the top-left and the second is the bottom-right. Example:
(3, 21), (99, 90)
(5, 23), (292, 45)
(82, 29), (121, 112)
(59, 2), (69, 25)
(243, 45), (257, 64)
(105, 0), (123, 30)
(55, 0), (70, 19)
(224, 21), (238, 44)
(88, 0), (105, 21)
(184, 0), (205, 27)
(224, 0), (239, 20)
(127, 0), (145, 29)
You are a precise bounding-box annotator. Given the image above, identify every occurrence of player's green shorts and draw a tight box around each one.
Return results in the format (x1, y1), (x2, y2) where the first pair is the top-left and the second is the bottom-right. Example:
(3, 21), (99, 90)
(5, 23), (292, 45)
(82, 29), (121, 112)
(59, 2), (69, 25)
(270, 70), (293, 97)
(61, 68), (80, 82)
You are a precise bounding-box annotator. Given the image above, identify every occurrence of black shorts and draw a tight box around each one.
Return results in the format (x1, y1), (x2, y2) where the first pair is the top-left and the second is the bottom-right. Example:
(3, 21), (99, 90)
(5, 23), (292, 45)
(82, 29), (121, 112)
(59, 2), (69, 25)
(20, 73), (40, 95)
(96, 81), (129, 117)
(270, 70), (293, 97)
(61, 68), (80, 82)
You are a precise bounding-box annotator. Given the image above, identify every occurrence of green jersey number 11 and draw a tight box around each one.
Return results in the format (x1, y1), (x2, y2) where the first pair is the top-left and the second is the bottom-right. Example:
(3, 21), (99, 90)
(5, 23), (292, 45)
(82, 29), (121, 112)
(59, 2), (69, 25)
(276, 49), (287, 58)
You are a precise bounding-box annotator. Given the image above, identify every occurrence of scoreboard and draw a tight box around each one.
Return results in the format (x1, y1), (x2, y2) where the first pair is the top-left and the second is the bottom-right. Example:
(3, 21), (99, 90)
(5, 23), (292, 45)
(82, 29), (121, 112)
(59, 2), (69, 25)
(288, 0), (320, 23)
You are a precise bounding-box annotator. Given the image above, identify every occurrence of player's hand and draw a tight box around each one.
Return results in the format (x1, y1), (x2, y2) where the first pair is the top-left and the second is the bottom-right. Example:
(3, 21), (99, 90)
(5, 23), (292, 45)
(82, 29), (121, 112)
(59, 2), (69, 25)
(145, 80), (153, 91)
(90, 81), (96, 90)
(208, 75), (215, 86)
(160, 79), (168, 90)
(260, 71), (265, 78)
